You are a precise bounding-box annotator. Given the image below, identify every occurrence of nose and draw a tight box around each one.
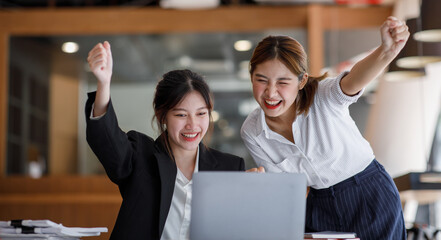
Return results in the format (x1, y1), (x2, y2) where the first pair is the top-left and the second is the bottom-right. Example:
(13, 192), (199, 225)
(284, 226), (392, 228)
(185, 116), (196, 129)
(266, 83), (277, 98)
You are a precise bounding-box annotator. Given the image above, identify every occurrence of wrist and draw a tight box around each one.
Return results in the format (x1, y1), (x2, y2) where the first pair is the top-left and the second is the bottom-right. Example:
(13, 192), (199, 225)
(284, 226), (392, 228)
(378, 45), (396, 63)
(97, 81), (111, 89)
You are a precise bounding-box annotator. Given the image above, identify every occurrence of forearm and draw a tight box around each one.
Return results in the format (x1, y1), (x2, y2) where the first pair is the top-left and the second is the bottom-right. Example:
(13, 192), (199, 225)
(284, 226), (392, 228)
(340, 17), (409, 96)
(88, 41), (113, 116)
(93, 81), (111, 117)
(341, 46), (393, 96)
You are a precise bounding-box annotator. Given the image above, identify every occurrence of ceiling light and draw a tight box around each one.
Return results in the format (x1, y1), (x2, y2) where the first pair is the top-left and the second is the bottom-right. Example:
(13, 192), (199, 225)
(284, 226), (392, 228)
(414, 30), (441, 42)
(234, 40), (252, 52)
(396, 56), (441, 69)
(414, 0), (441, 43)
(179, 55), (193, 67)
(62, 42), (79, 53)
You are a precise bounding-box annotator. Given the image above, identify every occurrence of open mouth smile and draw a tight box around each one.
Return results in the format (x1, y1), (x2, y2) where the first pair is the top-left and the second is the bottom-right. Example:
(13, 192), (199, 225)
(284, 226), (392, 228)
(264, 99), (282, 109)
(181, 133), (199, 141)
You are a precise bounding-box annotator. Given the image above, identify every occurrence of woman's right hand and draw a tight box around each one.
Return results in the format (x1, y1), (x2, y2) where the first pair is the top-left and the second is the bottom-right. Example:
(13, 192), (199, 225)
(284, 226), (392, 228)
(87, 41), (113, 85)
(87, 41), (113, 117)
(246, 166), (265, 173)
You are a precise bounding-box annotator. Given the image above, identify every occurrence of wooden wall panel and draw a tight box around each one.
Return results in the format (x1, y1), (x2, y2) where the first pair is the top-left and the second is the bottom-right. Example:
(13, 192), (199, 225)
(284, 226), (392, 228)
(322, 5), (392, 30)
(0, 175), (118, 193)
(49, 72), (80, 174)
(307, 5), (324, 76)
(0, 6), (307, 35)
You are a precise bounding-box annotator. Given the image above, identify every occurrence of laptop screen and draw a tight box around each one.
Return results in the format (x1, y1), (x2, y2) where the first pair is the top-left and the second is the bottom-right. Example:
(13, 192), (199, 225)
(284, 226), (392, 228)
(190, 172), (307, 240)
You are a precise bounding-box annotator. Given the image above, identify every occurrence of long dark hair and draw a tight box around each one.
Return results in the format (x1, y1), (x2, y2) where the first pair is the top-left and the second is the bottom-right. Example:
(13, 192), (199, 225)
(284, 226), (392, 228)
(250, 36), (327, 115)
(153, 69), (213, 158)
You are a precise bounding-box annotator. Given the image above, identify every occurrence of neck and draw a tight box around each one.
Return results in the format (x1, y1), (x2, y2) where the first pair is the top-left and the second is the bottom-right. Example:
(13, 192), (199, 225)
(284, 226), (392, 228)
(265, 103), (297, 130)
(173, 147), (197, 165)
(172, 146), (198, 180)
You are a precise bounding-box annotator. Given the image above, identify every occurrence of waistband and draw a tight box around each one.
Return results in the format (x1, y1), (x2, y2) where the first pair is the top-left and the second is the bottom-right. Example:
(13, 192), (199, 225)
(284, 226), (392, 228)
(309, 159), (383, 196)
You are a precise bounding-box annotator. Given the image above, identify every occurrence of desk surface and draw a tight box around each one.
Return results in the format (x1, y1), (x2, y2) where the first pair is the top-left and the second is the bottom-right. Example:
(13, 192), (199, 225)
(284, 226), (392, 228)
(394, 172), (441, 204)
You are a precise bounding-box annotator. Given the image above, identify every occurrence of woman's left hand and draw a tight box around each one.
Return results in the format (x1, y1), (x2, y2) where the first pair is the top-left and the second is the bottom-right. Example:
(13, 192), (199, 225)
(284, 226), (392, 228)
(380, 16), (410, 59)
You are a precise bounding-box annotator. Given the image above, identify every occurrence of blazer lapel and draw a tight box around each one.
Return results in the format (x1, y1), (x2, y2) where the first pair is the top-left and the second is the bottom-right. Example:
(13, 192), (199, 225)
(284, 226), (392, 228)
(198, 143), (219, 171)
(154, 138), (177, 237)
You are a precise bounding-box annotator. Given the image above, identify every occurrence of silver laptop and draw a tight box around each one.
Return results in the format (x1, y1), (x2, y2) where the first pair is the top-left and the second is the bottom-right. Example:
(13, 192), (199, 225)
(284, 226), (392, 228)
(190, 172), (307, 240)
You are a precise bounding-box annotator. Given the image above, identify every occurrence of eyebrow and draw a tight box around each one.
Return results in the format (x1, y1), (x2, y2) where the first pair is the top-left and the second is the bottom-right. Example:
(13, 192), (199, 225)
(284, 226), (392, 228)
(254, 73), (292, 81)
(171, 107), (208, 112)
(255, 73), (269, 79)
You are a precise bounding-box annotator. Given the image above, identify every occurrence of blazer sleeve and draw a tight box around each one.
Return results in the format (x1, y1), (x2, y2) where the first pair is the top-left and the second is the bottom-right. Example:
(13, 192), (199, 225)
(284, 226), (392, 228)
(239, 158), (245, 171)
(85, 91), (141, 184)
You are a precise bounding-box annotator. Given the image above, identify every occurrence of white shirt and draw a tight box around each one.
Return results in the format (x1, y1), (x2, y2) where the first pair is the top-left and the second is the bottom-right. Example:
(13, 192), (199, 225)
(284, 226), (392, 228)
(161, 148), (199, 240)
(240, 72), (375, 189)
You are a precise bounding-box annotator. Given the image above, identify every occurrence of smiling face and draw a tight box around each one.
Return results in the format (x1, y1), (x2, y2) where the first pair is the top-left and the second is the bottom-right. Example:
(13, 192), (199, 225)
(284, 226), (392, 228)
(252, 58), (306, 120)
(165, 91), (210, 157)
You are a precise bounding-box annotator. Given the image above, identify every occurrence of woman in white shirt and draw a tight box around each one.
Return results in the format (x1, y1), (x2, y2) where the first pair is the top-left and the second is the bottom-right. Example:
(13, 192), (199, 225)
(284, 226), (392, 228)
(241, 17), (409, 239)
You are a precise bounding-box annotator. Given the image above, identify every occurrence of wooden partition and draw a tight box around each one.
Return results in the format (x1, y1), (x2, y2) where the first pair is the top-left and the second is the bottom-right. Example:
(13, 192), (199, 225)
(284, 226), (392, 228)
(0, 176), (121, 240)
(0, 33), (8, 176)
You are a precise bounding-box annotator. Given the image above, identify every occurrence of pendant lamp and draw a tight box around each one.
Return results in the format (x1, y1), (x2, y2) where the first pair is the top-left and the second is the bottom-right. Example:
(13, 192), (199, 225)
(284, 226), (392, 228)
(413, 0), (441, 42)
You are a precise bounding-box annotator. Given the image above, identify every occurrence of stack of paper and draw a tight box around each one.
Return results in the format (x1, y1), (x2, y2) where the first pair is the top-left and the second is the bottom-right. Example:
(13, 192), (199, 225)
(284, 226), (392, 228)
(304, 231), (359, 240)
(0, 220), (108, 240)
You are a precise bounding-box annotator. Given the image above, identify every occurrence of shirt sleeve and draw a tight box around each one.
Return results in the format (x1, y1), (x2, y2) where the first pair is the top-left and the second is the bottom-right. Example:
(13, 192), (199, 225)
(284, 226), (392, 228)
(89, 103), (107, 120)
(317, 71), (365, 109)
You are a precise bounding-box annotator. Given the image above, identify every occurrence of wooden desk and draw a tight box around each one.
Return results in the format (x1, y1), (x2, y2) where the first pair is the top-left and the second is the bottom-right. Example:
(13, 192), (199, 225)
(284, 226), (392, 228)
(394, 172), (441, 204)
(0, 175), (121, 240)
(394, 172), (441, 225)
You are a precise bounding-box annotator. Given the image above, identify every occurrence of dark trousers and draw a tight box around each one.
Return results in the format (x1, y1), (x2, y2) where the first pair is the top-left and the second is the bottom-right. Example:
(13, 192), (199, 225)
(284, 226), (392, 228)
(305, 159), (407, 240)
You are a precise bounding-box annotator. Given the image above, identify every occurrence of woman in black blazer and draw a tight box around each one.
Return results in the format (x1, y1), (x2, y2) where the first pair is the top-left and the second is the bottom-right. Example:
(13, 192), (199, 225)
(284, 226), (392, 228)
(86, 41), (246, 240)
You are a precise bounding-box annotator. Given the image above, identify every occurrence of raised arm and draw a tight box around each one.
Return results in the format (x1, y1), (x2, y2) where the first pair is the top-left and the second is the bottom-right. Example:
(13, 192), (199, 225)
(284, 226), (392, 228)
(86, 42), (136, 183)
(340, 16), (410, 96)
(87, 41), (113, 116)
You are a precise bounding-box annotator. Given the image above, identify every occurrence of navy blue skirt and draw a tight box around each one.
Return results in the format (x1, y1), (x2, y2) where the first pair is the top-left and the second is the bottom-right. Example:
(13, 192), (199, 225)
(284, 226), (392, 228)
(305, 159), (406, 240)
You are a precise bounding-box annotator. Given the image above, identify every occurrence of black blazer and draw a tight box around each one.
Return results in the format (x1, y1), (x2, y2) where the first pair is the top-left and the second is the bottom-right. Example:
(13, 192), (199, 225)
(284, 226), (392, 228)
(85, 92), (245, 240)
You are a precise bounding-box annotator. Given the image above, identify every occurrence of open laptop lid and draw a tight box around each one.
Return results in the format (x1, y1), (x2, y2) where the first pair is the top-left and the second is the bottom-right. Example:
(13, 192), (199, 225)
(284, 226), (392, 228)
(190, 172), (307, 240)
